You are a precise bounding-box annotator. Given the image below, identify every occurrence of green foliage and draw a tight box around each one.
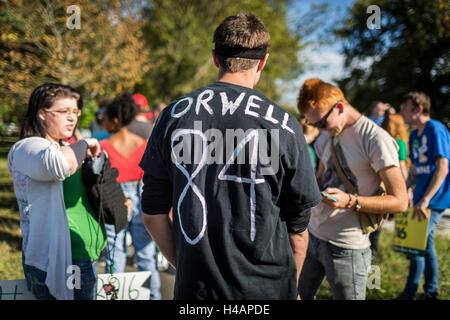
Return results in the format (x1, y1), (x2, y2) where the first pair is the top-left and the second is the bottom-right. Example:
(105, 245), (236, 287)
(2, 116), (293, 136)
(0, 153), (23, 281)
(0, 0), (150, 126)
(1, 1), (307, 126)
(78, 100), (98, 130)
(334, 0), (450, 118)
(135, 0), (303, 106)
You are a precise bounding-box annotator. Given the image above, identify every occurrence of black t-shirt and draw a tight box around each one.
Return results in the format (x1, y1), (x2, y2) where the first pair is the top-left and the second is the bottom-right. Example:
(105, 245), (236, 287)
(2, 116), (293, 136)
(139, 81), (321, 300)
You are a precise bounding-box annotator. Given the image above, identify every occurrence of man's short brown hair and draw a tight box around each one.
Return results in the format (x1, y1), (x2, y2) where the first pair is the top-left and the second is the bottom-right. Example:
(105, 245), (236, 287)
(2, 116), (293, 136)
(213, 13), (270, 73)
(297, 78), (348, 114)
(401, 91), (431, 115)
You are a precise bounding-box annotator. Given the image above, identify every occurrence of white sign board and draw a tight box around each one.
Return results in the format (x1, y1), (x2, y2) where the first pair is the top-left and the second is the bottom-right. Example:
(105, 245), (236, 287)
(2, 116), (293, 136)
(96, 271), (151, 300)
(0, 271), (151, 300)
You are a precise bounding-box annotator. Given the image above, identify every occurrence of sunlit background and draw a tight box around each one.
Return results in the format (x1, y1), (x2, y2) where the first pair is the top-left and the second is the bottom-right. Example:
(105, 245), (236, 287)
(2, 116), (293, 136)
(0, 0), (448, 136)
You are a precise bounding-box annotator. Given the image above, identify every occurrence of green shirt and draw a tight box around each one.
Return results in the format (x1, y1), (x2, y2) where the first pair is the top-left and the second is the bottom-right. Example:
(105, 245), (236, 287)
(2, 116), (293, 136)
(307, 144), (317, 173)
(63, 170), (106, 260)
(396, 138), (407, 161)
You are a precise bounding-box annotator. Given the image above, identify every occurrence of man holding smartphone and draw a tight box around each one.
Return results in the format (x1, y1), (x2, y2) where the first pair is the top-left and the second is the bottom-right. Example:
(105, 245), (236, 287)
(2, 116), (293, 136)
(296, 78), (408, 300)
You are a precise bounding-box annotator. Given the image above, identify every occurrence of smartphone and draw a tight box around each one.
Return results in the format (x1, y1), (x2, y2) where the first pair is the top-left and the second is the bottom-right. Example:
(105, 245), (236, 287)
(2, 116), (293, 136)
(321, 191), (337, 202)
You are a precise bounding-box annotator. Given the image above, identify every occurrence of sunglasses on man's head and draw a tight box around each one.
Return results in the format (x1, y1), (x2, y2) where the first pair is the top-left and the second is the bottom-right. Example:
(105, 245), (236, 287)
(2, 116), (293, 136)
(307, 100), (342, 129)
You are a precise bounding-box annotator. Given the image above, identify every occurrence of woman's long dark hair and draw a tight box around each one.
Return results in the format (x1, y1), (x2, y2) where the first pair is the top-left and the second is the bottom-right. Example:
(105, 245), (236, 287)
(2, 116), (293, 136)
(20, 83), (83, 139)
(104, 91), (138, 128)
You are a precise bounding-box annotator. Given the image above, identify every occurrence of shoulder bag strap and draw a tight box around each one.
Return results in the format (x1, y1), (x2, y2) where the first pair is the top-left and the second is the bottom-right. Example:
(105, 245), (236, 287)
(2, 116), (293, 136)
(329, 136), (357, 194)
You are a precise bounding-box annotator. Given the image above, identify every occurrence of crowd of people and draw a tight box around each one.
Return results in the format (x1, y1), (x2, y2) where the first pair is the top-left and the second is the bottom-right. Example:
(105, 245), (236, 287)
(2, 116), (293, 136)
(6, 12), (449, 300)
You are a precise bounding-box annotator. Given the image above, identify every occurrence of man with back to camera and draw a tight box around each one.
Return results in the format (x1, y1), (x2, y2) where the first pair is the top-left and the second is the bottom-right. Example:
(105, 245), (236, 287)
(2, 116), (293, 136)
(297, 78), (408, 300)
(138, 13), (322, 300)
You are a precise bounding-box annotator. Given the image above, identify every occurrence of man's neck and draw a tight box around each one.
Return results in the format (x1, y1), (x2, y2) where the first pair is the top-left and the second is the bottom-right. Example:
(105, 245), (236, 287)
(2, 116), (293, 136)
(414, 115), (430, 135)
(218, 70), (258, 89)
(343, 105), (361, 130)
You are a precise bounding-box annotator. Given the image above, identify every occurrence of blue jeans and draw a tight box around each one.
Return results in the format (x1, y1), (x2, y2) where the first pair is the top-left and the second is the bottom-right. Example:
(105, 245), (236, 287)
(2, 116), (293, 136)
(23, 259), (98, 300)
(23, 263), (56, 300)
(404, 209), (445, 298)
(72, 259), (98, 300)
(298, 233), (372, 300)
(104, 181), (161, 300)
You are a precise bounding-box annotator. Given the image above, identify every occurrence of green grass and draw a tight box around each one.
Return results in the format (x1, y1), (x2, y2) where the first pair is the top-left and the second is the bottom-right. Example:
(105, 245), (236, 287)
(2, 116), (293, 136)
(0, 139), (23, 280)
(0, 137), (448, 299)
(314, 230), (450, 300)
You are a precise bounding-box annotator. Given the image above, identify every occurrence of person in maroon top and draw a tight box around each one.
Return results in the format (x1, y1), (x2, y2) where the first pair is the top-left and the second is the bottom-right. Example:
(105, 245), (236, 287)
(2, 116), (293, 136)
(100, 91), (161, 300)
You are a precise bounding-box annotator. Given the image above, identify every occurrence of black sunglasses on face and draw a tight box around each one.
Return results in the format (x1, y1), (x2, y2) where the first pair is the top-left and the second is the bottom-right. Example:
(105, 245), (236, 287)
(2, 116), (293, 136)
(307, 100), (342, 129)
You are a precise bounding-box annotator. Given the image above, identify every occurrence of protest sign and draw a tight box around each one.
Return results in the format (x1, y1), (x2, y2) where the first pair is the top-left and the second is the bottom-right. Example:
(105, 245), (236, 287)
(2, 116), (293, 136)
(393, 208), (430, 256)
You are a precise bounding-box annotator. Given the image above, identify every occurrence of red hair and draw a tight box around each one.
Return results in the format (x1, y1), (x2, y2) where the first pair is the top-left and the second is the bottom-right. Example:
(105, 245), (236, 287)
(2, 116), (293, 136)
(297, 78), (347, 114)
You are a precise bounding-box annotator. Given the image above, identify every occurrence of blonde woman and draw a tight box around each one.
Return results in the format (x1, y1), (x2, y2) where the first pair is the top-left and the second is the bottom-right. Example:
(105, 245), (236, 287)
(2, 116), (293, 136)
(381, 112), (409, 181)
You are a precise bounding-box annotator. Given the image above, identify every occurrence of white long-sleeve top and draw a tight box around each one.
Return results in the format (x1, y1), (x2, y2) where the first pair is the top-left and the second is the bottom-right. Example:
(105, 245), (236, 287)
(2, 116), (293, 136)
(8, 137), (74, 300)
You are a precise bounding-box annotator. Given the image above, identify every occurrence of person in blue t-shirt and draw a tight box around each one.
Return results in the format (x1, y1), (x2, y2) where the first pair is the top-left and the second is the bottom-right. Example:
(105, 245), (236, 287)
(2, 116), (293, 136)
(398, 91), (450, 300)
(90, 98), (113, 141)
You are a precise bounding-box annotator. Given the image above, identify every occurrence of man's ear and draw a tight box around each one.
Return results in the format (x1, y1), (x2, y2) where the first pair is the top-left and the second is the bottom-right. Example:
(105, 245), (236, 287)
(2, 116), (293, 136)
(212, 50), (220, 68)
(257, 53), (269, 72)
(415, 105), (424, 114)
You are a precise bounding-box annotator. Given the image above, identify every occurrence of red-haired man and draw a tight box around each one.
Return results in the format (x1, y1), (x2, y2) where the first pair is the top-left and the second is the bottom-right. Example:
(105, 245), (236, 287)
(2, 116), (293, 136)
(297, 78), (408, 300)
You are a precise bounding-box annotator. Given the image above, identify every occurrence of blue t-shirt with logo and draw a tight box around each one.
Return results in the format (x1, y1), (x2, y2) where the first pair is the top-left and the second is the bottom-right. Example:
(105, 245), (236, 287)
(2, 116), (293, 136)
(409, 119), (450, 210)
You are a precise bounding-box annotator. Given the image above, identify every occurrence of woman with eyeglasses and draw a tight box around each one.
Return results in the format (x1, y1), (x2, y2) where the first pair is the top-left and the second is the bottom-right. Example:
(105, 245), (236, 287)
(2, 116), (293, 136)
(7, 83), (106, 300)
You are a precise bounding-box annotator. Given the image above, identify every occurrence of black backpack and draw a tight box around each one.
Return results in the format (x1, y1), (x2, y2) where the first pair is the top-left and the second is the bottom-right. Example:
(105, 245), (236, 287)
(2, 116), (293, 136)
(81, 151), (128, 234)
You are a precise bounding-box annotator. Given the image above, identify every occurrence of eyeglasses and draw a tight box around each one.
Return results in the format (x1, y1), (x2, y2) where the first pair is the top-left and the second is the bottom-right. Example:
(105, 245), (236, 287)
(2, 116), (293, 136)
(44, 109), (82, 118)
(307, 100), (342, 129)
